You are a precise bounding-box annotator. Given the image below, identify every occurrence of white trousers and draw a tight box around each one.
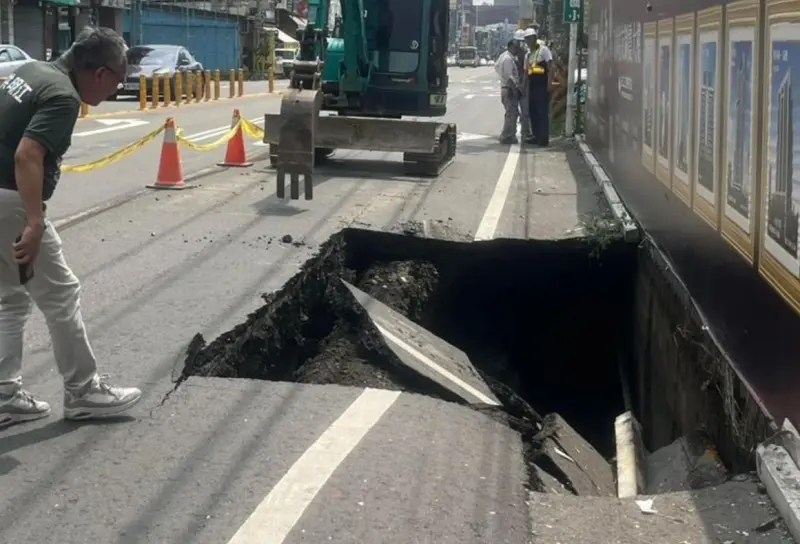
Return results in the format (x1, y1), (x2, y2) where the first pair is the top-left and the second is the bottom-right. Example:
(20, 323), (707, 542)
(0, 189), (97, 395)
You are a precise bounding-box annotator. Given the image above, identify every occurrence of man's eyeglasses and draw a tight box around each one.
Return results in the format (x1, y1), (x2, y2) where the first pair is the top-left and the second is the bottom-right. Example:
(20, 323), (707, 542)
(101, 64), (126, 88)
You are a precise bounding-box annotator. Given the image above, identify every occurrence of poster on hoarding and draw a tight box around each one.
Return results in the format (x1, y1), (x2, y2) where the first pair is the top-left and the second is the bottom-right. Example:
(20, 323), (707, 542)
(655, 19), (673, 187)
(693, 7), (722, 229)
(759, 3), (800, 316)
(672, 14), (695, 206)
(642, 23), (657, 174)
(765, 24), (800, 277)
(721, 0), (760, 264)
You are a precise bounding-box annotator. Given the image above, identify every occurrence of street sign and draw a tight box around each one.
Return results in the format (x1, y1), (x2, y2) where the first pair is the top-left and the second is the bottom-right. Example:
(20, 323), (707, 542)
(563, 0), (582, 23)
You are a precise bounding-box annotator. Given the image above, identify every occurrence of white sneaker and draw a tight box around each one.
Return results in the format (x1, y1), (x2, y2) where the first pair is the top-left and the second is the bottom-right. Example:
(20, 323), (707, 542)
(0, 389), (51, 427)
(63, 374), (142, 420)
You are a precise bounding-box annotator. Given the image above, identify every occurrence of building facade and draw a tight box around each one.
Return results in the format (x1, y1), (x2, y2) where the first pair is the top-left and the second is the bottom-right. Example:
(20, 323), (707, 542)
(0, 0), (124, 60)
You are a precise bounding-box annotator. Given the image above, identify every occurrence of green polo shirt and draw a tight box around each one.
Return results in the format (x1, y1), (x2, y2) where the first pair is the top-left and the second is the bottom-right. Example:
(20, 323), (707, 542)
(0, 55), (81, 201)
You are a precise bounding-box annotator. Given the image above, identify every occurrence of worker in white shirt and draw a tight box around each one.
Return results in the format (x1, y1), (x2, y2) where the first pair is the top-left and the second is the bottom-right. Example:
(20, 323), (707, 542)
(523, 27), (554, 146)
(512, 30), (533, 141)
(495, 39), (522, 144)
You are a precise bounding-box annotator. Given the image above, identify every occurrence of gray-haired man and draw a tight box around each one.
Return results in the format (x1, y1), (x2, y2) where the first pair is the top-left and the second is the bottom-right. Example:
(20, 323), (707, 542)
(495, 39), (522, 144)
(0, 27), (142, 427)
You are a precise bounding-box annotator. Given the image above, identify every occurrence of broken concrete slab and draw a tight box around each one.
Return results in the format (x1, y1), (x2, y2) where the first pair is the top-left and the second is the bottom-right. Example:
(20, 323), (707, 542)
(536, 467), (569, 495)
(529, 475), (794, 543)
(646, 432), (728, 494)
(341, 279), (501, 407)
(535, 414), (616, 496)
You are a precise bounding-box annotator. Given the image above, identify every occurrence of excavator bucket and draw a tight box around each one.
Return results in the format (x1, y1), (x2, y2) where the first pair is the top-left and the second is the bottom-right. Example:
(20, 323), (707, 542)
(265, 98), (457, 195)
(272, 89), (323, 200)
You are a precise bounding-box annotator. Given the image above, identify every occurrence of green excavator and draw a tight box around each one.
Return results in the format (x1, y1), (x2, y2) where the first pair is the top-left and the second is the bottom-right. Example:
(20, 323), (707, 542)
(263, 0), (456, 199)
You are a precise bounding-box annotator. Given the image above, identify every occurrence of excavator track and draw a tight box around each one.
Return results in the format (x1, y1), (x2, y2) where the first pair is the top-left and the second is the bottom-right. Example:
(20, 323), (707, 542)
(265, 100), (459, 198)
(402, 123), (457, 177)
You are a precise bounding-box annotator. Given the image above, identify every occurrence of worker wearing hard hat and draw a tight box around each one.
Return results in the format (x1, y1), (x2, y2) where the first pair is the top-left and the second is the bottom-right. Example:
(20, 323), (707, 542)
(523, 27), (554, 146)
(512, 29), (533, 141)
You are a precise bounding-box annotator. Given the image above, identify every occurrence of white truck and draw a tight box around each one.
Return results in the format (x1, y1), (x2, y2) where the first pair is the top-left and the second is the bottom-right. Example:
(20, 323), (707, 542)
(456, 46), (479, 68)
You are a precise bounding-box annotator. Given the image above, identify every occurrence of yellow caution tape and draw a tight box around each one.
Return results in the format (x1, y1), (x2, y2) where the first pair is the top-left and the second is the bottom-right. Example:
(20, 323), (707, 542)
(62, 124), (166, 173)
(240, 118), (265, 140)
(176, 121), (241, 152)
(61, 116), (268, 174)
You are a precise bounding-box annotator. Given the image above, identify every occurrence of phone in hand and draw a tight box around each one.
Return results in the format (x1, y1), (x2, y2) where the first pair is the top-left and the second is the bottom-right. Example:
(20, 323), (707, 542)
(14, 235), (34, 285)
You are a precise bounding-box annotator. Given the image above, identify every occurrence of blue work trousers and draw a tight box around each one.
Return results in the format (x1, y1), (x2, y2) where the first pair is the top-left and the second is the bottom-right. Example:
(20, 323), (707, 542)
(528, 84), (550, 146)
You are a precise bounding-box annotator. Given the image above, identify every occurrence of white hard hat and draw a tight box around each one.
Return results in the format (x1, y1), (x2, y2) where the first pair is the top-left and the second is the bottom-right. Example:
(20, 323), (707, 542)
(513, 29), (525, 41)
(523, 28), (537, 38)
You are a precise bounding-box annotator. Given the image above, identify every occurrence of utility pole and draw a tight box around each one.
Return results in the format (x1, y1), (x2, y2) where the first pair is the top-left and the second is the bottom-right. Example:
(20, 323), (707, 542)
(565, 22), (577, 135)
(564, 0), (580, 136)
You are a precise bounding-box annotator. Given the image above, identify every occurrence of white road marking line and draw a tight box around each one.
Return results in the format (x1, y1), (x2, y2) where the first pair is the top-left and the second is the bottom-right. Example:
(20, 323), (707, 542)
(73, 118), (149, 137)
(473, 142), (521, 241)
(227, 388), (401, 544)
(464, 94), (475, 100)
(186, 117), (262, 142)
(374, 323), (500, 406)
(458, 132), (492, 142)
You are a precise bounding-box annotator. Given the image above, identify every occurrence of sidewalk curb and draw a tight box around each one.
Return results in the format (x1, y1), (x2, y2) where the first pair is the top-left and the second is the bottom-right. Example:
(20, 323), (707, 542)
(574, 135), (640, 243)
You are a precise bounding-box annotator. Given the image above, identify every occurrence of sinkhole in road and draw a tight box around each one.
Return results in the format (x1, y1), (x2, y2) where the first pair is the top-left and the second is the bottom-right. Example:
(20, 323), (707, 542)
(182, 227), (752, 494)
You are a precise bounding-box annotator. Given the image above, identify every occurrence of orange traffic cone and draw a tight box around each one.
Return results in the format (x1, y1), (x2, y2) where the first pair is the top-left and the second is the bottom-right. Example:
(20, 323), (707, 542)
(147, 118), (188, 190)
(217, 109), (253, 167)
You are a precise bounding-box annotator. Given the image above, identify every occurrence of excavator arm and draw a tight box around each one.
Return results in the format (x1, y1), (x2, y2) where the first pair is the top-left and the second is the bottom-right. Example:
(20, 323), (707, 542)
(291, 0), (371, 95)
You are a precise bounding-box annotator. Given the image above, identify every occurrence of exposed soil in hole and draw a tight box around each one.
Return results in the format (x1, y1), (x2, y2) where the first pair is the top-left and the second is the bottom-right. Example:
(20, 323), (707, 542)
(183, 228), (638, 491)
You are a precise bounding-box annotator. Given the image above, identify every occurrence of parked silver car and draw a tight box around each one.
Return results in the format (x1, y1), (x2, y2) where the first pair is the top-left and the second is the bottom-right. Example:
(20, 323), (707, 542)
(0, 44), (34, 78)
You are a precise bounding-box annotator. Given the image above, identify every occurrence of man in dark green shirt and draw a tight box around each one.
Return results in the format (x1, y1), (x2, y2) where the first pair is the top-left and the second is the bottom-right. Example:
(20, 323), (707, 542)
(0, 27), (143, 427)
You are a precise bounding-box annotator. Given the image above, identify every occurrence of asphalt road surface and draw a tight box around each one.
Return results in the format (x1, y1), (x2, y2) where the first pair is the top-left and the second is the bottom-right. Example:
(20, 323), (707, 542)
(0, 67), (603, 543)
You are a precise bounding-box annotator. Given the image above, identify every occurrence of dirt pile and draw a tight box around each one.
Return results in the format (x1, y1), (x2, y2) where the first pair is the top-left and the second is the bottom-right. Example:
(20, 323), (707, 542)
(183, 232), (447, 394)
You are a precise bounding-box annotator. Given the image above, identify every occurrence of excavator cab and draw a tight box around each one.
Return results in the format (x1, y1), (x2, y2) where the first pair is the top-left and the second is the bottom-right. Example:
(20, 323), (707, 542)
(318, 0), (450, 117)
(263, 0), (457, 200)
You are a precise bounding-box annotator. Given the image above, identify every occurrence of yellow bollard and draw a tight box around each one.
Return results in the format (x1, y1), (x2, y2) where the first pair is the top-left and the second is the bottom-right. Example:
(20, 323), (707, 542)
(228, 69), (235, 98)
(162, 74), (171, 107)
(80, 102), (89, 117)
(151, 75), (159, 109)
(237, 69), (244, 97)
(214, 70), (221, 100)
(195, 71), (202, 102)
(139, 74), (147, 110)
(186, 72), (194, 104)
(204, 70), (211, 102)
(174, 72), (182, 107)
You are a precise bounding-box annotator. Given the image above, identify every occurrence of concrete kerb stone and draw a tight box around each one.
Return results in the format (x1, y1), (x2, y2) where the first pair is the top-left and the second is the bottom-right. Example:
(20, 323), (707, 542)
(614, 411), (647, 498)
(757, 439), (800, 542)
(574, 135), (640, 243)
